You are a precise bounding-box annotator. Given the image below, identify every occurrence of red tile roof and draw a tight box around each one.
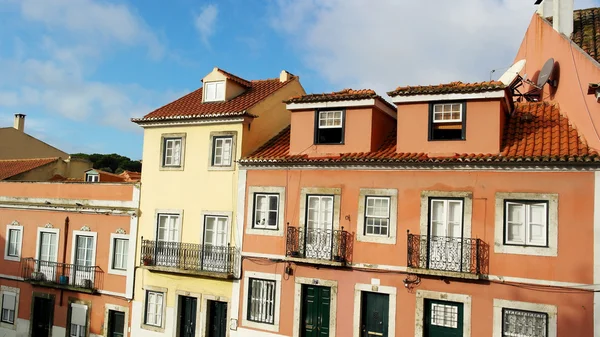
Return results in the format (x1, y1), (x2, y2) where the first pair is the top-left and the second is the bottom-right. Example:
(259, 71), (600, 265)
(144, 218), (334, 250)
(548, 8), (600, 63)
(210, 68), (251, 87)
(240, 102), (599, 165)
(120, 170), (141, 182)
(388, 81), (506, 97)
(285, 88), (396, 112)
(133, 77), (294, 122)
(0, 158), (59, 180)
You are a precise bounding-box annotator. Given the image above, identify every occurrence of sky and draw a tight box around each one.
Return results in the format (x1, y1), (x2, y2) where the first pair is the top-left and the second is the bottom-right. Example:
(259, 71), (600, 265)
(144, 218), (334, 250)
(0, 0), (598, 160)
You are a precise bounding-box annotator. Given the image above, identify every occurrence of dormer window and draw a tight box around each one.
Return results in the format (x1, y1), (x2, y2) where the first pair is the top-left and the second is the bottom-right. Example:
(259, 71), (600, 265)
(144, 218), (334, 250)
(85, 173), (99, 182)
(315, 110), (344, 144)
(429, 102), (466, 141)
(204, 81), (225, 102)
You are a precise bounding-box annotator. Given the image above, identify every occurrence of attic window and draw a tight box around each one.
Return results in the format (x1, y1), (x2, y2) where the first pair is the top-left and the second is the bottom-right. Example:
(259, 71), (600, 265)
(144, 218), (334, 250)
(85, 173), (99, 182)
(429, 102), (466, 141)
(315, 110), (344, 144)
(204, 81), (225, 102)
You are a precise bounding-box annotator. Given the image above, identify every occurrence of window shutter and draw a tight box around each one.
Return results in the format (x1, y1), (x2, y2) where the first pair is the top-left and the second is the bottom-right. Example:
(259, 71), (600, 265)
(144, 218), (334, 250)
(71, 303), (87, 326)
(528, 203), (547, 245)
(2, 293), (15, 310)
(506, 202), (525, 244)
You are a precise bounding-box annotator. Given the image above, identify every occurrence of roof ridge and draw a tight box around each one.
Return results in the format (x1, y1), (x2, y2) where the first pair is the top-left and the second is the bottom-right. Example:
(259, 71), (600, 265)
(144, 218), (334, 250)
(0, 157), (59, 163)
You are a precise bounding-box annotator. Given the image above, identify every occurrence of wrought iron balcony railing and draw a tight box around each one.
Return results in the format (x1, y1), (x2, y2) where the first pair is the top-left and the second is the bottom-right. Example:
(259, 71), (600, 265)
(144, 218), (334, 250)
(21, 258), (102, 293)
(285, 225), (353, 264)
(140, 239), (240, 278)
(407, 232), (489, 276)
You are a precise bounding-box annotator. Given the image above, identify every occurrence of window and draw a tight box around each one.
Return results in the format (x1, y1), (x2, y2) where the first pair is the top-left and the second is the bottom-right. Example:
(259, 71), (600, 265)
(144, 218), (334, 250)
(204, 81), (225, 102)
(430, 302), (459, 328)
(75, 235), (94, 268)
(211, 136), (233, 167)
(253, 194), (279, 230)
(247, 278), (276, 324)
(429, 102), (465, 140)
(145, 291), (164, 327)
(162, 137), (182, 167)
(315, 110), (344, 144)
(502, 308), (548, 337)
(306, 195), (334, 229)
(112, 238), (128, 270)
(364, 196), (390, 236)
(69, 303), (88, 337)
(504, 201), (548, 247)
(85, 173), (99, 182)
(7, 228), (21, 258)
(39, 231), (58, 262)
(1, 292), (15, 324)
(157, 214), (180, 242)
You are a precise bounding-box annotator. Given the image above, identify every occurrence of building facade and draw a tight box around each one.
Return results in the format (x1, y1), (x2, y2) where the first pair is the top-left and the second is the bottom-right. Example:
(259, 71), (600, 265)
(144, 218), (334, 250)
(0, 181), (140, 337)
(130, 68), (304, 337)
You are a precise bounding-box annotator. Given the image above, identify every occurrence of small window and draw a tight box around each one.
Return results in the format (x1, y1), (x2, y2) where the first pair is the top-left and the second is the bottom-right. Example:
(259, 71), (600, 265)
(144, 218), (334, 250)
(7, 229), (21, 258)
(502, 308), (548, 337)
(1, 292), (16, 324)
(364, 196), (390, 236)
(112, 238), (128, 270)
(429, 102), (465, 141)
(315, 110), (344, 144)
(247, 278), (276, 324)
(162, 137), (182, 167)
(211, 136), (233, 167)
(85, 174), (99, 182)
(253, 194), (279, 230)
(504, 201), (548, 247)
(157, 214), (180, 242)
(69, 303), (88, 337)
(145, 291), (164, 327)
(430, 302), (459, 328)
(204, 81), (225, 102)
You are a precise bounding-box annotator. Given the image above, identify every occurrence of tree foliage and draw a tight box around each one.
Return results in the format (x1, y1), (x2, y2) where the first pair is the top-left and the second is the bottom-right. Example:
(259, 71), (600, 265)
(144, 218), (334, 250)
(71, 153), (142, 174)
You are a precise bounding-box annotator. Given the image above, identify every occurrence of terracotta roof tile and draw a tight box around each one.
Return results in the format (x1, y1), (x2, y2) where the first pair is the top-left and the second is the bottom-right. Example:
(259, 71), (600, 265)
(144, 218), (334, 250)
(241, 102), (599, 165)
(285, 88), (396, 112)
(0, 158), (59, 180)
(387, 81), (506, 97)
(211, 68), (251, 87)
(120, 170), (141, 182)
(133, 77), (293, 122)
(549, 8), (600, 63)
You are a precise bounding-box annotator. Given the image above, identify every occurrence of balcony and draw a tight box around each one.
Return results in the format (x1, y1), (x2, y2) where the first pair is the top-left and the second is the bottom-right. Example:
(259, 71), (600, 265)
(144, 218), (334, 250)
(406, 232), (489, 279)
(21, 258), (103, 294)
(140, 239), (240, 279)
(285, 225), (353, 266)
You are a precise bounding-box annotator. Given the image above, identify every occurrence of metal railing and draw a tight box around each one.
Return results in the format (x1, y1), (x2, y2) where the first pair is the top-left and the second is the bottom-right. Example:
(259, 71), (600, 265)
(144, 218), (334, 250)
(285, 225), (353, 264)
(140, 239), (239, 277)
(21, 258), (103, 292)
(407, 232), (489, 275)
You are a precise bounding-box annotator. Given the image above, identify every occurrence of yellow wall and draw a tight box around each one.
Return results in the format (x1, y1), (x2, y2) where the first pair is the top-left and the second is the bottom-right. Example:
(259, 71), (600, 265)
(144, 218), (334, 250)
(0, 127), (69, 160)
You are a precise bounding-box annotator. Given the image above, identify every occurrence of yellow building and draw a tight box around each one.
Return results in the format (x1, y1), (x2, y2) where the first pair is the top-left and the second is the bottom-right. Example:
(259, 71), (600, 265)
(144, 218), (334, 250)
(131, 67), (304, 337)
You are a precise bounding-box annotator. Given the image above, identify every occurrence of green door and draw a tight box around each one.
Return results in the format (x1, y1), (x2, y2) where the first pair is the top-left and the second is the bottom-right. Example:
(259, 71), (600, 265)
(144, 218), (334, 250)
(207, 301), (227, 337)
(178, 296), (197, 337)
(107, 310), (125, 337)
(301, 285), (331, 337)
(361, 292), (389, 337)
(424, 299), (463, 337)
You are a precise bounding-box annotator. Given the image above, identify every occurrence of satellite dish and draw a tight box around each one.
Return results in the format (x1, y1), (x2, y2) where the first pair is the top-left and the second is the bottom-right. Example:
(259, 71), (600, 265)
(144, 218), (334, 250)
(498, 59), (526, 86)
(535, 58), (555, 88)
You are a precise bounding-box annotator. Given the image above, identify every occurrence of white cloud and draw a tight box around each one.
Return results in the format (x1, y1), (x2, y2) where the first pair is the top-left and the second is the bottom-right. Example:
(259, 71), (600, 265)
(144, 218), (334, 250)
(269, 0), (599, 96)
(195, 4), (219, 46)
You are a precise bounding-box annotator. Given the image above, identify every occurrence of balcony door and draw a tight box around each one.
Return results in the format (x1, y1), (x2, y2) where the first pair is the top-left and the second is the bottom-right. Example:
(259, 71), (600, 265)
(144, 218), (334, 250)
(305, 195), (334, 260)
(429, 199), (463, 272)
(73, 235), (95, 287)
(202, 215), (228, 272)
(37, 231), (58, 281)
(156, 214), (180, 267)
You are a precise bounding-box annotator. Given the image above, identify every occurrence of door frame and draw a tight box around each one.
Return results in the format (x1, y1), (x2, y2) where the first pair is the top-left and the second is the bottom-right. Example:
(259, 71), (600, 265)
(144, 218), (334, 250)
(174, 291), (202, 337)
(29, 292), (55, 337)
(352, 283), (397, 337)
(103, 304), (129, 337)
(199, 294), (230, 337)
(292, 276), (337, 337)
(414, 290), (472, 337)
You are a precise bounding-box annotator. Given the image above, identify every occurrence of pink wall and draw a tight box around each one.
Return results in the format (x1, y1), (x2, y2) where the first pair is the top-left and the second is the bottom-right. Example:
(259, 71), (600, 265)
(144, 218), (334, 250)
(514, 13), (600, 149)
(396, 99), (506, 155)
(0, 181), (136, 201)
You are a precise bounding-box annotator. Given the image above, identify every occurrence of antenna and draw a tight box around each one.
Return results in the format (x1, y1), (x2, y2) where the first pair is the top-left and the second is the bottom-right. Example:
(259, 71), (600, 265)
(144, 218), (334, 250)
(536, 58), (555, 89)
(511, 58), (556, 102)
(498, 59), (526, 87)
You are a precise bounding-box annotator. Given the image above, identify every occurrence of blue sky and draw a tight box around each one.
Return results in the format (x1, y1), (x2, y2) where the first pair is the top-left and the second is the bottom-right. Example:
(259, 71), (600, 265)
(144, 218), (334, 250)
(0, 0), (598, 159)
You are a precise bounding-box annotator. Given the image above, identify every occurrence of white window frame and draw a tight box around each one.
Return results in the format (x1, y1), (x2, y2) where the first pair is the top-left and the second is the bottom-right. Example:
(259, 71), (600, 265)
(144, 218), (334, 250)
(357, 189), (398, 244)
(155, 211), (183, 243)
(0, 286), (18, 329)
(492, 299), (557, 337)
(432, 103), (463, 123)
(4, 223), (23, 262)
(318, 110), (343, 129)
(35, 227), (60, 263)
(208, 131), (237, 171)
(211, 136), (233, 167)
(108, 233), (129, 276)
(141, 285), (167, 332)
(85, 173), (99, 182)
(242, 271), (282, 332)
(504, 201), (548, 247)
(200, 211), (232, 247)
(69, 231), (98, 270)
(420, 191), (472, 239)
(246, 186), (286, 237)
(160, 133), (186, 171)
(495, 193), (558, 257)
(68, 303), (88, 337)
(429, 198), (464, 237)
(144, 291), (164, 327)
(299, 187), (342, 231)
(414, 290), (472, 337)
(253, 193), (280, 230)
(204, 81), (225, 102)
(163, 138), (183, 167)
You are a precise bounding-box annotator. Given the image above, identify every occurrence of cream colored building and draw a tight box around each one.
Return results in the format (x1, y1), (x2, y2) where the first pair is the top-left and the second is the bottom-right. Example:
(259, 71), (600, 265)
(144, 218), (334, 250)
(131, 67), (304, 337)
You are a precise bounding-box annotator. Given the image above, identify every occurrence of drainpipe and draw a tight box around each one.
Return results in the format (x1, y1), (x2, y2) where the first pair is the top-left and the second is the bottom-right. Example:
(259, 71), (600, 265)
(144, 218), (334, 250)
(60, 217), (69, 306)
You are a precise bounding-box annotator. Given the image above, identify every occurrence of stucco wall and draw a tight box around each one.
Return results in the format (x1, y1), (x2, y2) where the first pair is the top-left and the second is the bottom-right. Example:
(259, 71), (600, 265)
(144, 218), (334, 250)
(0, 128), (69, 160)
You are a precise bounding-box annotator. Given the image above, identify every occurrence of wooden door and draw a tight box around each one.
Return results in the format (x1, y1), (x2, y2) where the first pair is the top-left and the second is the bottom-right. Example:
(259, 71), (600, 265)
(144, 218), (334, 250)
(178, 296), (197, 337)
(361, 292), (389, 337)
(31, 297), (53, 337)
(301, 285), (331, 337)
(424, 299), (463, 337)
(207, 300), (227, 337)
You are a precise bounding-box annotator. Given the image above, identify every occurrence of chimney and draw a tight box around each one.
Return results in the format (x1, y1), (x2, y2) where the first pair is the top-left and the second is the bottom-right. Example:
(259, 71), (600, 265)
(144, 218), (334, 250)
(536, 0), (553, 17)
(536, 0), (573, 37)
(13, 114), (25, 132)
(280, 70), (293, 82)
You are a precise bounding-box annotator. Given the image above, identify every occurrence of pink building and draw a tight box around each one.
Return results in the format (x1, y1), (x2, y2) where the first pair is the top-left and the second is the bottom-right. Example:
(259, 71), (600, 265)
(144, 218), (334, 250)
(0, 181), (139, 337)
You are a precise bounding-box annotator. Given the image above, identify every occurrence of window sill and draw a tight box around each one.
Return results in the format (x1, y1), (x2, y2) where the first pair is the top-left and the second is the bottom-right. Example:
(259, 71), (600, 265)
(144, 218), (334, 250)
(140, 323), (165, 333)
(407, 267), (484, 280)
(241, 319), (279, 333)
(107, 268), (128, 276)
(245, 227), (284, 237)
(427, 138), (466, 142)
(3, 256), (20, 262)
(159, 165), (184, 171)
(284, 256), (347, 268)
(0, 321), (16, 330)
(207, 165), (235, 171)
(356, 235), (396, 245)
(493, 244), (557, 257)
